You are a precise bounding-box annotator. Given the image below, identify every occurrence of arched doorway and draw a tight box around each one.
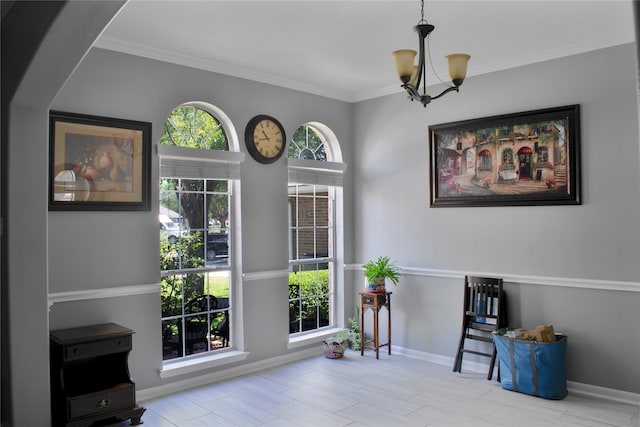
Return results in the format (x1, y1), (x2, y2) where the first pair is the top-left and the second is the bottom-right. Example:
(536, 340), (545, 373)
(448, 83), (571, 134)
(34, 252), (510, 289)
(518, 146), (533, 179)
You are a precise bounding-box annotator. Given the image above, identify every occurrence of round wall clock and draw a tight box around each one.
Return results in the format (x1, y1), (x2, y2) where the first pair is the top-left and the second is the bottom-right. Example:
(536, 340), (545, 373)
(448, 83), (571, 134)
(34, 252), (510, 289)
(244, 115), (286, 164)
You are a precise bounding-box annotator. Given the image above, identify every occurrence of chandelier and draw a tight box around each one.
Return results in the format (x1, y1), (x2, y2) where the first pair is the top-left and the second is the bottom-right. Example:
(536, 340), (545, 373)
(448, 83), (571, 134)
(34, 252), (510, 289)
(392, 0), (470, 107)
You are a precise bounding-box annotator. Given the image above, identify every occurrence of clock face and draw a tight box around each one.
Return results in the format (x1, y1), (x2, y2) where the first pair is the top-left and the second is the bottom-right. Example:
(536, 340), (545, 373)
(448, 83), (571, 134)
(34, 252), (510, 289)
(245, 115), (286, 164)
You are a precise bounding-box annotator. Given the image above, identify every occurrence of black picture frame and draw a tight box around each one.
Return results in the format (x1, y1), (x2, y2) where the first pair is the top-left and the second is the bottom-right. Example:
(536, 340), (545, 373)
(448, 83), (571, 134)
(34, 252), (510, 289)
(49, 111), (151, 211)
(429, 105), (581, 207)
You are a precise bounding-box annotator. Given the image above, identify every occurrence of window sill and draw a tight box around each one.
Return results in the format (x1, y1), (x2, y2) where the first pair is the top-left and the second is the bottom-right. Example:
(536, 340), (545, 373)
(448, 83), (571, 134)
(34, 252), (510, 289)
(159, 350), (249, 379)
(287, 327), (342, 350)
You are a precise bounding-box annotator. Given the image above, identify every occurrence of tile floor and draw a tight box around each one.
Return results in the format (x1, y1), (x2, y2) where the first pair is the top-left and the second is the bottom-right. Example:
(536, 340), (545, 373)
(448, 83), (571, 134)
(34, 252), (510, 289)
(122, 352), (638, 426)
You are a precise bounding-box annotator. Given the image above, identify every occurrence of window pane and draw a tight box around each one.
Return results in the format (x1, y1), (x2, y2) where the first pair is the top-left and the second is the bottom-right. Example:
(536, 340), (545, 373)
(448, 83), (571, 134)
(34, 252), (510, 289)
(183, 272), (205, 304)
(180, 231), (205, 269)
(182, 179), (204, 192)
(207, 271), (230, 301)
(298, 229), (314, 259)
(207, 193), (228, 229)
(181, 191), (205, 230)
(210, 311), (230, 349)
(206, 189), (229, 266)
(162, 319), (183, 360)
(289, 293), (301, 333)
(289, 229), (299, 260)
(288, 125), (327, 161)
(185, 314), (208, 355)
(206, 230), (229, 266)
(161, 106), (229, 150)
(288, 262), (330, 334)
(206, 180), (228, 193)
(315, 227), (329, 258)
(161, 275), (182, 317)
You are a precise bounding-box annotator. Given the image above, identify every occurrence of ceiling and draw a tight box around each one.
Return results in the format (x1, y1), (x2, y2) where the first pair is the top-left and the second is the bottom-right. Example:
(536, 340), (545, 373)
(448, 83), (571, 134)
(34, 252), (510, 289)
(95, 0), (636, 103)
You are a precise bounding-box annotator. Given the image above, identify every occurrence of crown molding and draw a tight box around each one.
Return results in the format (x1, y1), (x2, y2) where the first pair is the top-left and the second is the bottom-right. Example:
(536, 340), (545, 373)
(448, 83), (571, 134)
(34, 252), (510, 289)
(94, 23), (633, 104)
(93, 37), (351, 102)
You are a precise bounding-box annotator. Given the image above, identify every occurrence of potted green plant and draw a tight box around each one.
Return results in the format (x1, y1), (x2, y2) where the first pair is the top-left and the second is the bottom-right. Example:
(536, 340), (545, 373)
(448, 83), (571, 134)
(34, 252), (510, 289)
(363, 256), (400, 292)
(323, 316), (361, 359)
(335, 316), (361, 351)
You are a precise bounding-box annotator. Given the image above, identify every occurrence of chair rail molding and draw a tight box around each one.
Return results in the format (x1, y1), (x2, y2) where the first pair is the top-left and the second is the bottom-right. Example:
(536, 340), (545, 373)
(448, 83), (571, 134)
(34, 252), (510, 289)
(48, 283), (160, 309)
(344, 264), (640, 293)
(242, 269), (289, 282)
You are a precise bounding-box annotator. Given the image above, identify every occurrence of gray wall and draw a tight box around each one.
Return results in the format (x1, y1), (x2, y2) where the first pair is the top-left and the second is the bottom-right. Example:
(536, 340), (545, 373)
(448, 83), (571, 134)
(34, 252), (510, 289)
(48, 47), (356, 387)
(352, 43), (640, 394)
(5, 3), (126, 426)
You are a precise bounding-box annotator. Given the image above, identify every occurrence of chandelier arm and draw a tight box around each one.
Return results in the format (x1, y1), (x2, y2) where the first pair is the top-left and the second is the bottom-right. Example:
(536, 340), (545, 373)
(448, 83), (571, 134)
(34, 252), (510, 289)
(414, 23), (434, 94)
(429, 86), (459, 101)
(402, 83), (421, 99)
(415, 30), (425, 91)
(400, 84), (432, 107)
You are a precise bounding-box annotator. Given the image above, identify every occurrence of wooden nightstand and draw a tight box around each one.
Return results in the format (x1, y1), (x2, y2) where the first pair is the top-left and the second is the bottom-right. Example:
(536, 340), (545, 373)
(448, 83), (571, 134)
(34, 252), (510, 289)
(359, 291), (392, 359)
(49, 323), (145, 426)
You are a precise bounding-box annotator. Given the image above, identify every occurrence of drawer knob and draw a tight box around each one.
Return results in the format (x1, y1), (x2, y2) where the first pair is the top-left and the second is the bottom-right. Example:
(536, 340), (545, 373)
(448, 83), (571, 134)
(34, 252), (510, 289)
(96, 399), (111, 408)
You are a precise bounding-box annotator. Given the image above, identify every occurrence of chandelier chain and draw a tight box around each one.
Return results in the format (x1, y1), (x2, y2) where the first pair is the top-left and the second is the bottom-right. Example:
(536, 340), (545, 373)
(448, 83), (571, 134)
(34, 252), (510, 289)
(426, 35), (452, 88)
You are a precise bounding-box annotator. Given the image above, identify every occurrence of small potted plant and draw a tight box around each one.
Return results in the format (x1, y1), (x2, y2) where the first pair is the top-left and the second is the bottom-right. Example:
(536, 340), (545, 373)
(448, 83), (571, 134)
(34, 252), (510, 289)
(322, 337), (346, 359)
(323, 316), (361, 358)
(362, 256), (400, 292)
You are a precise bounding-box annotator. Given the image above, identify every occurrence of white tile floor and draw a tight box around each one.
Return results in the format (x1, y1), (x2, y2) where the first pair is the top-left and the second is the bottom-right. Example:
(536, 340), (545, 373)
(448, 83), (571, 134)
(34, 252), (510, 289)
(121, 352), (638, 426)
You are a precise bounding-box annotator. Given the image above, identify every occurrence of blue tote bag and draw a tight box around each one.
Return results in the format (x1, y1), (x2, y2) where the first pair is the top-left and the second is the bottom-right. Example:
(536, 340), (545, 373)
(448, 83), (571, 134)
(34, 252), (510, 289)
(494, 334), (568, 399)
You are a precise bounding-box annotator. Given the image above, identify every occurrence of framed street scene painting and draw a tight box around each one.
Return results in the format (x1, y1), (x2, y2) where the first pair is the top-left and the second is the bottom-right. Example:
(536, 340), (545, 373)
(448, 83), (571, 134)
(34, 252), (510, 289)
(429, 105), (581, 207)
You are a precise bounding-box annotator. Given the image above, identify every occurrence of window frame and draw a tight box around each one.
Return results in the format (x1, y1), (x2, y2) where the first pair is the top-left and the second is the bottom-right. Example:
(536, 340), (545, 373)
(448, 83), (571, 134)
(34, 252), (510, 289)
(158, 103), (246, 372)
(287, 123), (345, 342)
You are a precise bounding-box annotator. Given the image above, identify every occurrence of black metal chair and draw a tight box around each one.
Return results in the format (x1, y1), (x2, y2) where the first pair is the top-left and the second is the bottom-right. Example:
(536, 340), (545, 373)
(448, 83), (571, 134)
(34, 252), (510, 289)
(453, 275), (506, 380)
(212, 310), (229, 348)
(184, 295), (218, 354)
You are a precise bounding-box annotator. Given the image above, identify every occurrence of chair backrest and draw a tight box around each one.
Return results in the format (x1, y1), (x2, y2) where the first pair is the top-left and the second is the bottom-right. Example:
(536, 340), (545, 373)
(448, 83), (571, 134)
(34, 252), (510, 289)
(464, 275), (504, 325)
(185, 294), (218, 315)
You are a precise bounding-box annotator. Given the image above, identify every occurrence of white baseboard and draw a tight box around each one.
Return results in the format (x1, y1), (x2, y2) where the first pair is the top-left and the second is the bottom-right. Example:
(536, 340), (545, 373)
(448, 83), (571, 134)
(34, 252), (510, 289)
(393, 345), (640, 406)
(566, 381), (640, 406)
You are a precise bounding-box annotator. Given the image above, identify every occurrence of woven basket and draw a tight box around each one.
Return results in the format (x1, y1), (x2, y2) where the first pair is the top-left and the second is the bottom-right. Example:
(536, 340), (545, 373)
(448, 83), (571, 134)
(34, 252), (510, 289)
(323, 339), (345, 359)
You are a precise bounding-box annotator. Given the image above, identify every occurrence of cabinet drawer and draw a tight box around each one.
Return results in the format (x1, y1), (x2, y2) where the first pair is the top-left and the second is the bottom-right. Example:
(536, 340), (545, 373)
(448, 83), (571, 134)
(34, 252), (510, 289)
(64, 336), (132, 361)
(362, 294), (376, 305)
(68, 383), (134, 420)
(361, 294), (387, 306)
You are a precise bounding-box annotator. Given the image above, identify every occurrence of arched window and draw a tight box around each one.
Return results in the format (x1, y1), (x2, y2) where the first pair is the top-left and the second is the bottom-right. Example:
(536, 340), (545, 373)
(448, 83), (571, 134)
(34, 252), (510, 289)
(479, 149), (492, 171)
(287, 123), (345, 337)
(158, 103), (242, 363)
(502, 148), (514, 168)
(161, 105), (228, 150)
(289, 125), (327, 161)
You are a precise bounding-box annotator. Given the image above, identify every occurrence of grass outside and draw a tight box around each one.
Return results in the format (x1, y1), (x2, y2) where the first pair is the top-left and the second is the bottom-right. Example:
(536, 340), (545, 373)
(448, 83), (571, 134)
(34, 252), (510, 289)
(207, 271), (229, 297)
